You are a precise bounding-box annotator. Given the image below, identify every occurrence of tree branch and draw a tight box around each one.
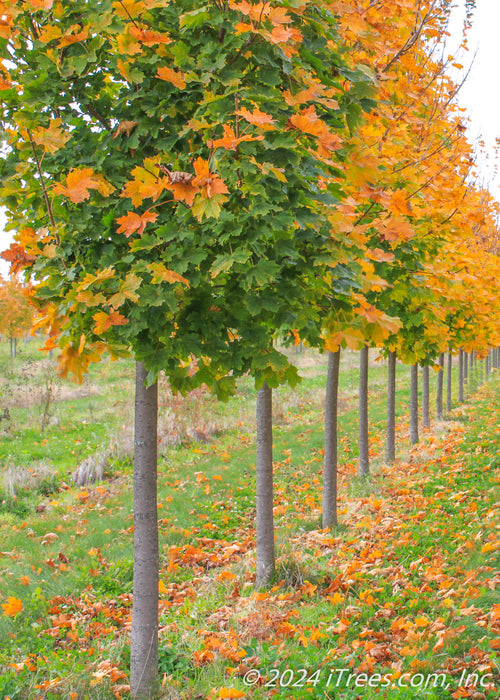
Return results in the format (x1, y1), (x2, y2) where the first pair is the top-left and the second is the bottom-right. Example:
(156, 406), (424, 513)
(27, 130), (56, 230)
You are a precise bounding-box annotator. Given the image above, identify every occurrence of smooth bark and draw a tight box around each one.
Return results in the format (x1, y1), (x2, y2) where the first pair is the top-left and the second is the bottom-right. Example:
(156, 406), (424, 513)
(446, 352), (452, 413)
(131, 362), (159, 700)
(436, 353), (444, 420)
(256, 381), (275, 586)
(409, 364), (419, 444)
(322, 350), (340, 529)
(422, 364), (430, 428)
(386, 351), (397, 463)
(463, 351), (468, 397)
(458, 349), (464, 403)
(358, 346), (369, 476)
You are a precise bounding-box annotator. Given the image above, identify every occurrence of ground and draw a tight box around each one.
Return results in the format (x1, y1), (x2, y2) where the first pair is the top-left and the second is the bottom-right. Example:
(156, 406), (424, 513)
(0, 341), (498, 700)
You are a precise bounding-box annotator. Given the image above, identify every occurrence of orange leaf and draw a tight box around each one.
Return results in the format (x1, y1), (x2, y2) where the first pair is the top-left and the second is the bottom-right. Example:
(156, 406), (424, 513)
(157, 66), (186, 89)
(146, 262), (189, 286)
(375, 216), (414, 243)
(217, 571), (237, 582)
(116, 210), (158, 237)
(208, 124), (264, 150)
(0, 243), (36, 273)
(53, 168), (113, 203)
(113, 120), (139, 138)
(481, 541), (498, 554)
(268, 25), (294, 43)
(490, 604), (500, 622)
(327, 592), (344, 605)
(287, 106), (342, 152)
(236, 107), (276, 130)
(27, 0), (54, 9)
(192, 158), (229, 198)
(58, 24), (89, 47)
(92, 310), (129, 335)
(129, 26), (172, 46)
(216, 689), (245, 699)
(389, 190), (413, 217)
(2, 597), (23, 617)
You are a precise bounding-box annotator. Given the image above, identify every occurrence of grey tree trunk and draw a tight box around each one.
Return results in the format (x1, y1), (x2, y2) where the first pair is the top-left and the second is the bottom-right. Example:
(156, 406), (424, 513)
(422, 364), (430, 428)
(463, 351), (468, 398)
(436, 353), (444, 420)
(458, 349), (464, 403)
(410, 364), (419, 444)
(256, 381), (275, 586)
(322, 350), (340, 529)
(486, 351), (490, 379)
(131, 362), (159, 700)
(446, 352), (452, 413)
(386, 351), (396, 463)
(358, 346), (369, 476)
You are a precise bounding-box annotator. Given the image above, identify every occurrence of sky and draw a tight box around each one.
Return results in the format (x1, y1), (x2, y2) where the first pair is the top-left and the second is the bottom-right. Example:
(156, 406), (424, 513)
(1, 0), (500, 277)
(445, 0), (500, 200)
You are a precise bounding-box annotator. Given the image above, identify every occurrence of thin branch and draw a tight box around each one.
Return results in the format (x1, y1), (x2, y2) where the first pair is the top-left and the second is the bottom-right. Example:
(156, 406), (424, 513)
(353, 200), (377, 227)
(117, 0), (141, 28)
(27, 130), (56, 230)
(82, 103), (112, 131)
(392, 132), (463, 176)
(383, 0), (439, 73)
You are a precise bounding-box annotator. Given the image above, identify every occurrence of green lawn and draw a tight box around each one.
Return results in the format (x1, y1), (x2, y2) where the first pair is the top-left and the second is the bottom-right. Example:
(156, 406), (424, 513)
(0, 342), (497, 699)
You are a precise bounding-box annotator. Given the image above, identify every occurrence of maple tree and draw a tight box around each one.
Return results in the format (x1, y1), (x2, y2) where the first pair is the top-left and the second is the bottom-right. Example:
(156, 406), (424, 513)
(2, 1), (500, 697)
(0, 0), (380, 695)
(0, 276), (34, 361)
(318, 0), (500, 467)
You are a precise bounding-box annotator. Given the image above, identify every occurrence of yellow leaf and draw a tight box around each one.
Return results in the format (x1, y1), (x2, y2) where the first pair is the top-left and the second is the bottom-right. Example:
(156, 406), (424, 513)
(481, 541), (499, 554)
(31, 119), (72, 154)
(327, 592), (344, 605)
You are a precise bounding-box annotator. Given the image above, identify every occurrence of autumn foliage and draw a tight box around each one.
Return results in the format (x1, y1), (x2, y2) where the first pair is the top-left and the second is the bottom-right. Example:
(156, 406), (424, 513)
(0, 0), (499, 698)
(0, 276), (34, 345)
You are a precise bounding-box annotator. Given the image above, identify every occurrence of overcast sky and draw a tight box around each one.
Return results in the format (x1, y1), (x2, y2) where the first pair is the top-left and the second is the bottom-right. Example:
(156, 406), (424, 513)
(1, 0), (499, 277)
(446, 0), (500, 199)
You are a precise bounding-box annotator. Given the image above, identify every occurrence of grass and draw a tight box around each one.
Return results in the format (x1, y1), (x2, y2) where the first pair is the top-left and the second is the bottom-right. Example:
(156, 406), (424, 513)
(0, 341), (498, 699)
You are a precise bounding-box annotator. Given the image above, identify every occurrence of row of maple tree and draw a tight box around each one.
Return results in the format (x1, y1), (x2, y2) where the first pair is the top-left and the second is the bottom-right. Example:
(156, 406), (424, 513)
(0, 1), (497, 697)
(0, 275), (33, 358)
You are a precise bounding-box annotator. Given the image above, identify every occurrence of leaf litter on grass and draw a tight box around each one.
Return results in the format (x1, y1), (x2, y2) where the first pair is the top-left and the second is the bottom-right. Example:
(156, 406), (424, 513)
(0, 364), (498, 700)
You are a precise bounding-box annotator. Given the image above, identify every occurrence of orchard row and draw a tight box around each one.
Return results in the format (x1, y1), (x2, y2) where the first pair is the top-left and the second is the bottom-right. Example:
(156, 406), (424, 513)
(0, 2), (497, 698)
